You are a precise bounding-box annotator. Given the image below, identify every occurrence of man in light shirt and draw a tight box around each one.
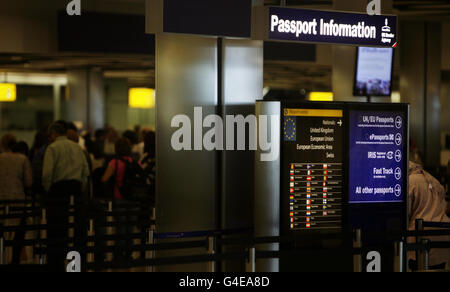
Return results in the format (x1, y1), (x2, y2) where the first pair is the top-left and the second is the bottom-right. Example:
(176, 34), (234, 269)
(42, 123), (89, 193)
(42, 122), (89, 271)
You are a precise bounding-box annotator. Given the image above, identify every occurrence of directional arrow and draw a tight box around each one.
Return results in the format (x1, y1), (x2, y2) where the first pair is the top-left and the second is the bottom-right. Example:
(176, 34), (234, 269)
(395, 184), (402, 197)
(395, 167), (402, 180)
(337, 120), (342, 127)
(395, 150), (402, 162)
(395, 116), (403, 129)
(395, 133), (402, 146)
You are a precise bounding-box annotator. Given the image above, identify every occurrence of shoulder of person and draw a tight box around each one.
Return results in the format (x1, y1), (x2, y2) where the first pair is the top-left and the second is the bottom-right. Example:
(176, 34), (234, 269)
(409, 173), (427, 188)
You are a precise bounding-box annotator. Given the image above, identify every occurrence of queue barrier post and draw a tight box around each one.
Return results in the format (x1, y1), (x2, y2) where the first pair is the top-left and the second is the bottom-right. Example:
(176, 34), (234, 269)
(394, 241), (405, 273)
(354, 229), (362, 272)
(422, 239), (430, 271)
(39, 208), (47, 265)
(146, 226), (155, 272)
(3, 205), (8, 265)
(87, 219), (95, 269)
(147, 207), (156, 272)
(416, 219), (424, 271)
(106, 201), (114, 269)
(245, 247), (256, 273)
(0, 237), (4, 265)
(69, 196), (75, 241)
(207, 236), (215, 272)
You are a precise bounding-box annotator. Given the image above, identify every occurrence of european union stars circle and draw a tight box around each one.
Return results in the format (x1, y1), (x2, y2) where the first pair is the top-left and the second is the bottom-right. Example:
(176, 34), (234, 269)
(284, 117), (297, 142)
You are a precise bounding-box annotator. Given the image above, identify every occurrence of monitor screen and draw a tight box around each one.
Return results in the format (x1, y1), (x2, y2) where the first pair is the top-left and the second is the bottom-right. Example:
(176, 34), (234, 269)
(348, 110), (406, 204)
(354, 47), (394, 97)
(281, 107), (344, 232)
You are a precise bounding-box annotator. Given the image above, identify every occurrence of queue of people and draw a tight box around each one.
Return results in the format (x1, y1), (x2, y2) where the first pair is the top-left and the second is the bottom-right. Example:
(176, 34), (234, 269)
(1, 119), (449, 270)
(0, 121), (156, 269)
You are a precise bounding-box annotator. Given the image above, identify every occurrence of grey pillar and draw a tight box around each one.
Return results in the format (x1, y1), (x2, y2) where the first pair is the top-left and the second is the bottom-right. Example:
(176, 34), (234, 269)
(156, 34), (218, 233)
(151, 0), (264, 272)
(89, 69), (105, 131)
(221, 38), (263, 230)
(155, 34), (218, 272)
(53, 84), (61, 121)
(221, 38), (264, 272)
(400, 22), (442, 168)
(67, 69), (88, 127)
(442, 72), (450, 146)
(67, 68), (105, 130)
(254, 101), (281, 272)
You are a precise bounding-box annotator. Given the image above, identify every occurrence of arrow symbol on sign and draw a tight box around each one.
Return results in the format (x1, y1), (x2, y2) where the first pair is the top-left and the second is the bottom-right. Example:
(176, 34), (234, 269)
(337, 120), (342, 127)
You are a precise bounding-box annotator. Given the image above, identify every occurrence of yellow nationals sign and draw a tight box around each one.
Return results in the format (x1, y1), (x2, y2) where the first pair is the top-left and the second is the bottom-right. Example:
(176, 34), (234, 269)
(0, 83), (17, 102)
(284, 108), (343, 118)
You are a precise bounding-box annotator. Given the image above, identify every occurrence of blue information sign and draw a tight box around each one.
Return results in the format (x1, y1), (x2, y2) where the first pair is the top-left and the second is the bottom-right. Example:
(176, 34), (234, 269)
(349, 111), (405, 203)
(268, 7), (397, 47)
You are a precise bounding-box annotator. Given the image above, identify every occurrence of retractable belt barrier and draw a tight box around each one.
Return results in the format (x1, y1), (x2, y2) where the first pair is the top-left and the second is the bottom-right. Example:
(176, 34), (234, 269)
(2, 211), (450, 272)
(154, 228), (253, 239)
(422, 221), (450, 229)
(409, 219), (450, 272)
(0, 198), (156, 269)
(0, 219), (155, 233)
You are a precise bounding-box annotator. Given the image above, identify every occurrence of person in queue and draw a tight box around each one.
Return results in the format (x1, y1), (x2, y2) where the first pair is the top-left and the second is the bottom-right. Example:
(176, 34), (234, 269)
(101, 137), (134, 201)
(29, 130), (50, 200)
(101, 138), (139, 260)
(122, 130), (143, 161)
(140, 131), (155, 170)
(42, 122), (90, 271)
(11, 141), (29, 157)
(409, 161), (450, 270)
(68, 129), (93, 200)
(0, 134), (32, 264)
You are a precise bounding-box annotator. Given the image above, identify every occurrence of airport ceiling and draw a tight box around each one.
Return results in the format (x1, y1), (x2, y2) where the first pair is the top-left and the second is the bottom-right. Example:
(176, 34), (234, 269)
(265, 0), (450, 14)
(0, 0), (446, 90)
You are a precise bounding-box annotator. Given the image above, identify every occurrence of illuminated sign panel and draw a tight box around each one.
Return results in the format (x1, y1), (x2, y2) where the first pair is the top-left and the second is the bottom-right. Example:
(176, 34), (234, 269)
(280, 103), (409, 235)
(354, 47), (394, 96)
(0, 83), (17, 102)
(349, 111), (406, 203)
(282, 108), (344, 232)
(129, 88), (155, 109)
(268, 7), (397, 47)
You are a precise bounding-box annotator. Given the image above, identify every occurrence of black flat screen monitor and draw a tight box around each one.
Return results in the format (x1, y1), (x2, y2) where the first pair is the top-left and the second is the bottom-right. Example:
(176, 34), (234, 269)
(354, 47), (394, 97)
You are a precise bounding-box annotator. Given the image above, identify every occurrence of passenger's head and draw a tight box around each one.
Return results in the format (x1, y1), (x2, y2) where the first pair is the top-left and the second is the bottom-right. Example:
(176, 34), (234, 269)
(106, 128), (118, 142)
(95, 129), (107, 141)
(32, 130), (49, 150)
(122, 130), (138, 145)
(66, 122), (78, 133)
(115, 138), (132, 157)
(48, 122), (67, 143)
(1, 133), (17, 152)
(54, 120), (68, 132)
(12, 141), (29, 156)
(144, 131), (156, 159)
(67, 129), (80, 143)
(134, 125), (141, 134)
